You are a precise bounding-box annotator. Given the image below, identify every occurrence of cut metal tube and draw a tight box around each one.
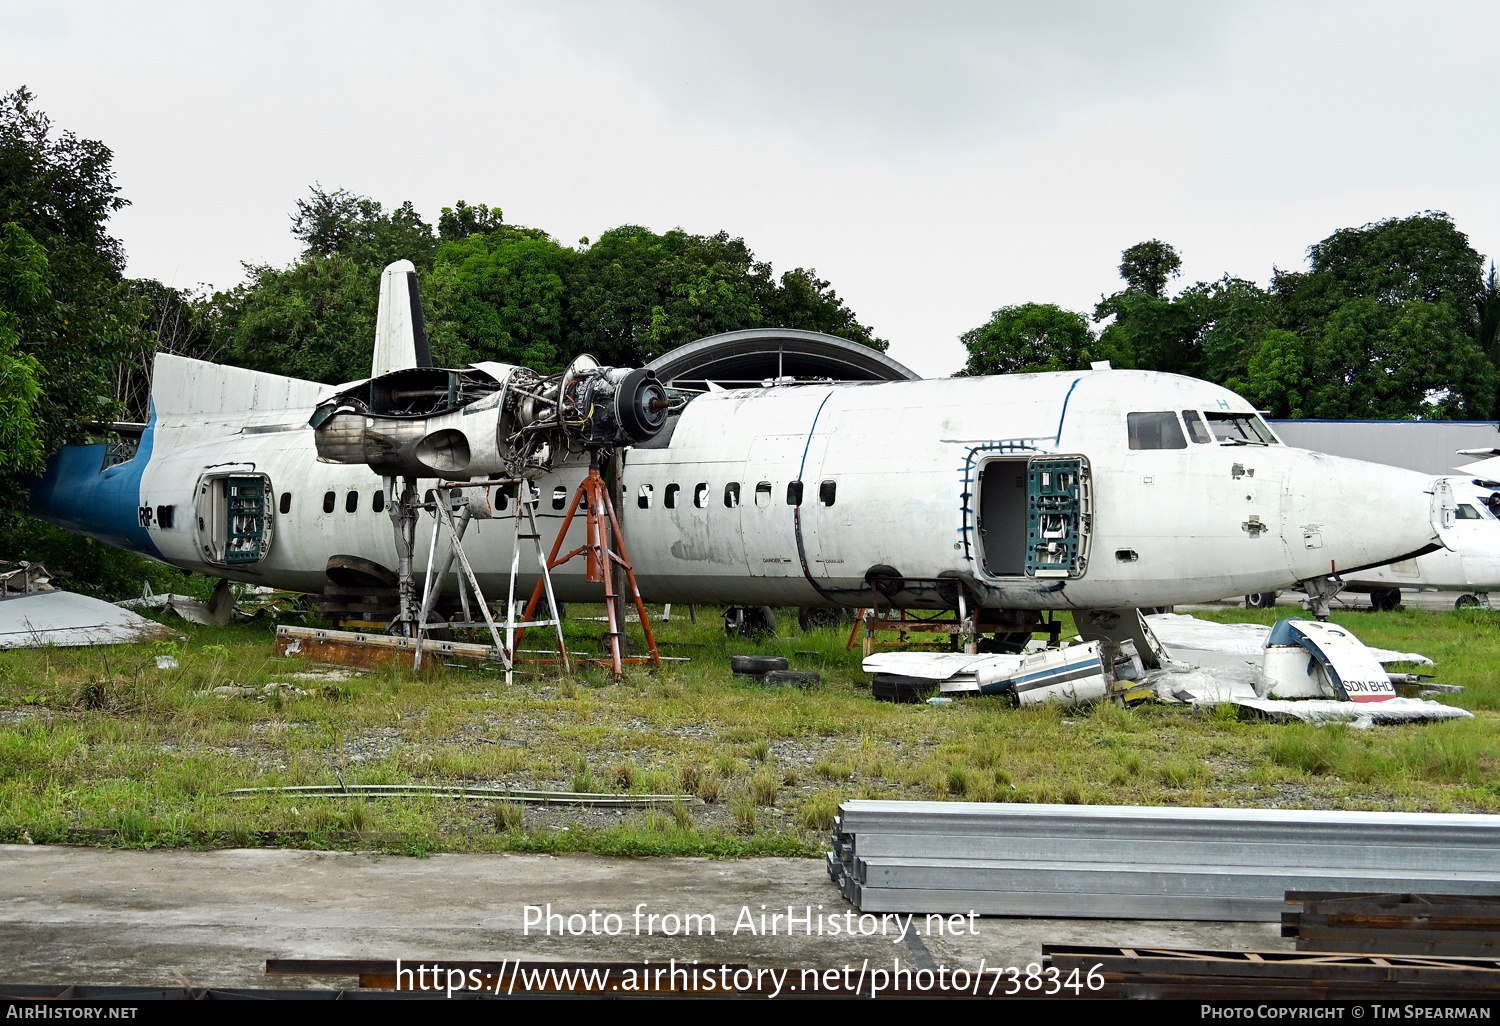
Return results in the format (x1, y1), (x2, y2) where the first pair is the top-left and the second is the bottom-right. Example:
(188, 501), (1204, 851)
(226, 783), (698, 807)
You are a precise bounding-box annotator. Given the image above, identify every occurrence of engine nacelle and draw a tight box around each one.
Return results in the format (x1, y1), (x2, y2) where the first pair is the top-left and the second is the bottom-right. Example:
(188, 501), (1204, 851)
(309, 357), (669, 480)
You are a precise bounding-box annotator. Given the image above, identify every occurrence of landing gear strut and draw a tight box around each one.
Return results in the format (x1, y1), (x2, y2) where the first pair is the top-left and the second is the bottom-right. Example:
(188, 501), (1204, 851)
(1298, 575), (1344, 621)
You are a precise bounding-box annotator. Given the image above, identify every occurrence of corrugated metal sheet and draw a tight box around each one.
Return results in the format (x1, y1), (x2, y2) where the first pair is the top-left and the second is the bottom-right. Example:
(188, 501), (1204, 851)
(1272, 420), (1500, 476)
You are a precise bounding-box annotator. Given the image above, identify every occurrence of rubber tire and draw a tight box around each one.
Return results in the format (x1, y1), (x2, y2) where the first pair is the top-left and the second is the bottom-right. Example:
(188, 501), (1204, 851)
(1456, 594), (1481, 609)
(724, 605), (776, 638)
(730, 655), (789, 675)
(871, 674), (935, 704)
(798, 606), (852, 632)
(762, 670), (821, 688)
(1370, 588), (1401, 612)
(1244, 591), (1278, 610)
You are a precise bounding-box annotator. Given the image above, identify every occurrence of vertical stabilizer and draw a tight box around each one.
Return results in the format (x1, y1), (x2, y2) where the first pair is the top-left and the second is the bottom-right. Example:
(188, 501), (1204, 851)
(371, 260), (433, 377)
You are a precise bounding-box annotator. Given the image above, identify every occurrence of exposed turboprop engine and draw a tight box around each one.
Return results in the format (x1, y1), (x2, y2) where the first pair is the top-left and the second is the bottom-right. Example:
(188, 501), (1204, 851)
(308, 354), (672, 480)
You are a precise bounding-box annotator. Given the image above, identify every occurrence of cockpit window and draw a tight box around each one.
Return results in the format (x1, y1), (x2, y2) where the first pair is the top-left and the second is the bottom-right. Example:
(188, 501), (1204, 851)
(1204, 411), (1277, 445)
(1127, 412), (1187, 450)
(1456, 503), (1485, 520)
(1182, 410), (1212, 444)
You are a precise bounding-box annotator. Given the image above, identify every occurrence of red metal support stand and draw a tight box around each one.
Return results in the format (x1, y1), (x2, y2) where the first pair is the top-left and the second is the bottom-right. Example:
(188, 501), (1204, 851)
(514, 453), (661, 676)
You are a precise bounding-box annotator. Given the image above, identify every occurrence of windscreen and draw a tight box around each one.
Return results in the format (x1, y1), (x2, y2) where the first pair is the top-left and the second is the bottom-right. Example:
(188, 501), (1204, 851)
(1204, 411), (1277, 445)
(1127, 412), (1187, 450)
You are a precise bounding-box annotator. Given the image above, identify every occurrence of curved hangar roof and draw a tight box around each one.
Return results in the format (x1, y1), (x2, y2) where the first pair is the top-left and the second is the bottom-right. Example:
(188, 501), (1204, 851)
(645, 328), (919, 388)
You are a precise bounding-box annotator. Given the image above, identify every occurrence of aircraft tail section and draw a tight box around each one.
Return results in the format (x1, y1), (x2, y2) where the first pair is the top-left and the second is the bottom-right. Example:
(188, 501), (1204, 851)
(151, 354), (326, 419)
(371, 259), (432, 378)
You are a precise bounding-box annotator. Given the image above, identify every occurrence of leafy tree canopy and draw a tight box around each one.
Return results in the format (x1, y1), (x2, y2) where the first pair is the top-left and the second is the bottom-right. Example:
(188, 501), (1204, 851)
(1284, 212), (1484, 329)
(959, 303), (1095, 376)
(438, 200), (503, 242)
(0, 222), (49, 475)
(1234, 299), (1493, 420)
(207, 190), (887, 383)
(1118, 239), (1181, 299)
(0, 87), (139, 490)
(291, 185), (437, 270)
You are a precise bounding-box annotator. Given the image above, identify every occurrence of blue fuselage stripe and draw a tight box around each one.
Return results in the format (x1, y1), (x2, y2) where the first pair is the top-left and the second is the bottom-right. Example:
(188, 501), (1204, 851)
(25, 405), (161, 558)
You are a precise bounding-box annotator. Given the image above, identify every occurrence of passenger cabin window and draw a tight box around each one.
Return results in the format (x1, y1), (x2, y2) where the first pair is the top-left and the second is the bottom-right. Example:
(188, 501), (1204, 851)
(322, 491), (336, 514)
(664, 483), (680, 509)
(1182, 410), (1212, 444)
(553, 486), (568, 510)
(1204, 411), (1277, 445)
(345, 490), (359, 513)
(694, 483), (709, 508)
(1456, 503), (1484, 520)
(494, 485), (509, 512)
(724, 482), (740, 508)
(279, 492), (292, 515)
(819, 480), (837, 506)
(787, 481), (804, 507)
(638, 484), (653, 510)
(755, 481), (772, 508)
(372, 489), (385, 513)
(1127, 412), (1187, 450)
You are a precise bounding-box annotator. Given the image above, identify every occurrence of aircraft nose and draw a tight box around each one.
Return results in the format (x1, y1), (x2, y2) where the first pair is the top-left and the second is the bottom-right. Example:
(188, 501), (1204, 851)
(1283, 453), (1448, 577)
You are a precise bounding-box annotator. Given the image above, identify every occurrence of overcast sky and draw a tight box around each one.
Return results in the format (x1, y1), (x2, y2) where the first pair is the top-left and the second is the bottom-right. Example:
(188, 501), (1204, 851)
(5, 1), (1499, 377)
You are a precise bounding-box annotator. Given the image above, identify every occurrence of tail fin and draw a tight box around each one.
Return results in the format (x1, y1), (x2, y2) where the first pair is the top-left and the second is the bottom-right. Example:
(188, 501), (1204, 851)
(371, 260), (432, 377)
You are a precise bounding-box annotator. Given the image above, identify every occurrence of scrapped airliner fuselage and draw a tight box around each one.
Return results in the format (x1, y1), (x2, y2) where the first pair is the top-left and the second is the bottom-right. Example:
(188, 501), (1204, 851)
(27, 357), (1454, 615)
(25, 263), (1455, 625)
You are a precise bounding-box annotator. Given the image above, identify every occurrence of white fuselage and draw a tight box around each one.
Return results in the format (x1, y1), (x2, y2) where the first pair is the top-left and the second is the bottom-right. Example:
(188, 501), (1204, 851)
(1344, 476), (1500, 594)
(31, 357), (1450, 612)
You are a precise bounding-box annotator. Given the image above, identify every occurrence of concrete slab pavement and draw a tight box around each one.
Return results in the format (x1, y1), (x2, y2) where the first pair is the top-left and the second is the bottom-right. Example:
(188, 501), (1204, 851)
(0, 845), (1286, 992)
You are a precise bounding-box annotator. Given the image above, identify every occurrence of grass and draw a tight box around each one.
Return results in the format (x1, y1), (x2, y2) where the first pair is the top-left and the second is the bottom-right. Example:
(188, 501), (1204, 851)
(0, 601), (1498, 857)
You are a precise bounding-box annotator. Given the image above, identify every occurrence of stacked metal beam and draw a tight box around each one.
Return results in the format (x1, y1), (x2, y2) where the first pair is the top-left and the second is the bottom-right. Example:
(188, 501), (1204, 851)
(828, 801), (1500, 922)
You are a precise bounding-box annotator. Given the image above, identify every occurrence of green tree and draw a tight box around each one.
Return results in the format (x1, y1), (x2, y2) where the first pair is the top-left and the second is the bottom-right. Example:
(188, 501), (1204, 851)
(1232, 328), (1316, 418)
(206, 185), (441, 383)
(204, 254), (386, 384)
(427, 226), (574, 371)
(1235, 300), (1493, 420)
(1264, 212), (1495, 418)
(563, 226), (771, 365)
(208, 193), (886, 382)
(0, 222), (49, 475)
(758, 267), (886, 351)
(0, 87), (137, 492)
(958, 303), (1095, 375)
(438, 200), (504, 242)
(563, 226), (884, 366)
(1095, 241), (1275, 385)
(290, 184), (436, 269)
(0, 88), (202, 596)
(1475, 262), (1500, 362)
(1118, 239), (1181, 299)
(1288, 212), (1484, 329)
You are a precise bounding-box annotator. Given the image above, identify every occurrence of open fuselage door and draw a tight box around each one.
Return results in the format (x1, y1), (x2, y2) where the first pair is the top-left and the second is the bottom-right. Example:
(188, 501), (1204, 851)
(976, 456), (1092, 580)
(195, 472), (275, 567)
